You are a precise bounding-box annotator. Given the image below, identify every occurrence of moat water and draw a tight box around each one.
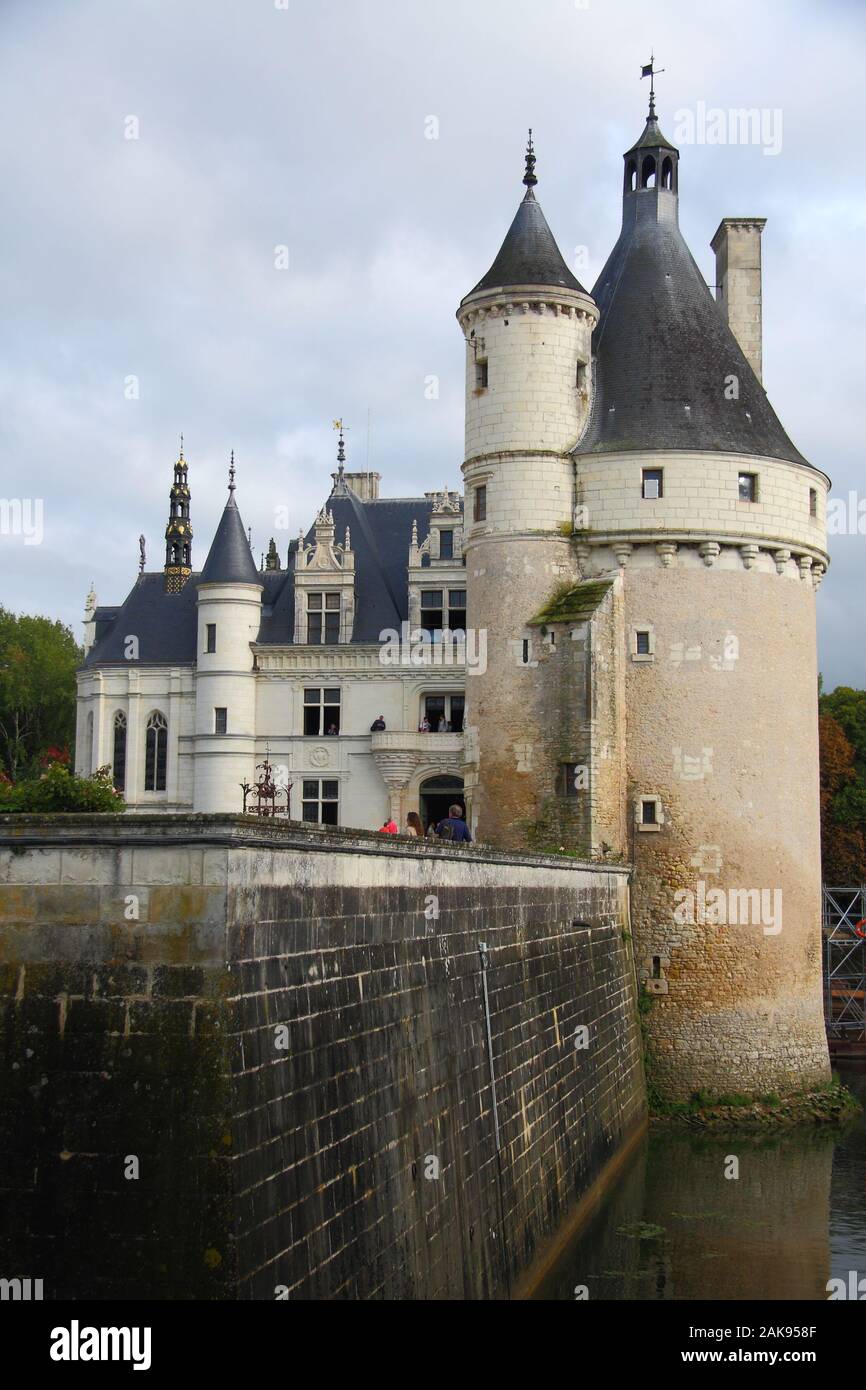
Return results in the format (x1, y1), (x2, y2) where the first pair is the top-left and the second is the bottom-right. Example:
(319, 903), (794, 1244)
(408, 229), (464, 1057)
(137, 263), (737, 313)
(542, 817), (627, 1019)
(536, 1065), (866, 1300)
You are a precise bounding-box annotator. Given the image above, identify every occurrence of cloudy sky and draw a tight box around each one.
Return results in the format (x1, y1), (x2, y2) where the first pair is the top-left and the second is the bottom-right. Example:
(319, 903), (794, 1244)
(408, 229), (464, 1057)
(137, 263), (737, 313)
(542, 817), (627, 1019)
(1, 0), (863, 687)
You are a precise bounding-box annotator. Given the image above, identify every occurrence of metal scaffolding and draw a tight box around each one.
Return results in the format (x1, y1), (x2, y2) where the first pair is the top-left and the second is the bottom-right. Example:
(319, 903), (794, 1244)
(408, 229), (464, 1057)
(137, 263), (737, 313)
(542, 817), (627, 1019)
(823, 885), (866, 1053)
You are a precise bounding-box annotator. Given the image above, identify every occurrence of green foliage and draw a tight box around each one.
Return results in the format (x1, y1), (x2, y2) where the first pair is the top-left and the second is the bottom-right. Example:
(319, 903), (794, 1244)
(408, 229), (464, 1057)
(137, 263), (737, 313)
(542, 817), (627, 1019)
(818, 685), (866, 880)
(0, 763), (124, 814)
(0, 608), (81, 780)
(820, 686), (866, 775)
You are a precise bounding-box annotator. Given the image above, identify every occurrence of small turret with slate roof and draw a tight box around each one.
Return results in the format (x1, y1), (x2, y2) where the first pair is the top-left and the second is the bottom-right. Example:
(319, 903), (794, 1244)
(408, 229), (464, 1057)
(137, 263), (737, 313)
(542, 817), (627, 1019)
(197, 454), (260, 587)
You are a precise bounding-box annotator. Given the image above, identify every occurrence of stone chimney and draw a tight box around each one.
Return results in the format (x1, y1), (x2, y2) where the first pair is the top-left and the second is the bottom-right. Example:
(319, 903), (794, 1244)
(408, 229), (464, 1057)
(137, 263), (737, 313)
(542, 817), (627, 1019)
(341, 471), (381, 501)
(711, 218), (767, 382)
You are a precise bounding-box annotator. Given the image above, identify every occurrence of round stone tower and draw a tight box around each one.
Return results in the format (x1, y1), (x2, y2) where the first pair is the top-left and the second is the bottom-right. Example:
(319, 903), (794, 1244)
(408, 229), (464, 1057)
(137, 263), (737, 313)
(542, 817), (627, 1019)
(457, 134), (598, 845)
(193, 461), (262, 813)
(573, 100), (831, 1099)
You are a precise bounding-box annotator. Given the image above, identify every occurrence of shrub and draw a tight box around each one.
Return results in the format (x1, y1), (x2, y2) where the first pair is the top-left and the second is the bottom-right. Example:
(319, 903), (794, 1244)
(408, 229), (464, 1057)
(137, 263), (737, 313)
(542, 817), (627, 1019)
(0, 763), (125, 814)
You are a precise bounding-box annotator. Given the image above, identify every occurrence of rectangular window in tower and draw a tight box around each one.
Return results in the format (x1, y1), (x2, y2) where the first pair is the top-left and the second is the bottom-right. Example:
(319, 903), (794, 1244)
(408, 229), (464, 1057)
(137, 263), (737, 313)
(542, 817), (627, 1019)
(301, 778), (339, 825)
(475, 359), (488, 390)
(473, 485), (487, 523)
(576, 362), (587, 392)
(439, 529), (454, 560)
(303, 687), (341, 736)
(642, 469), (663, 500)
(560, 763), (586, 797)
(636, 631), (651, 655)
(738, 472), (758, 502)
(642, 799), (657, 825)
(214, 707), (227, 735)
(809, 488), (817, 518)
(205, 623), (216, 653)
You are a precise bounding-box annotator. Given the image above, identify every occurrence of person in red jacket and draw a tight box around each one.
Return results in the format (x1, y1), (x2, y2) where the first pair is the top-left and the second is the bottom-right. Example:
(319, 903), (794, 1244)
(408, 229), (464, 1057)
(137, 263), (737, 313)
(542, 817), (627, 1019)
(379, 818), (398, 834)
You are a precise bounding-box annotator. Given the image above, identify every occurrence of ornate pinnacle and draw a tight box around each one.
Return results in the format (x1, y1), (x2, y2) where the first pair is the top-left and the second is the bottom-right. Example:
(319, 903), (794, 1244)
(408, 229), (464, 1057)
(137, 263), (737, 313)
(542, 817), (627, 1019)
(523, 128), (537, 188)
(333, 418), (348, 468)
(228, 449), (236, 492)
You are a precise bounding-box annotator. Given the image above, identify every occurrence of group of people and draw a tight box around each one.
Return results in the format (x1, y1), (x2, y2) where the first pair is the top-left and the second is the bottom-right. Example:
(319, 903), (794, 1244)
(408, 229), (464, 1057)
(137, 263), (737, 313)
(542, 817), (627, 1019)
(378, 804), (472, 843)
(370, 714), (452, 734)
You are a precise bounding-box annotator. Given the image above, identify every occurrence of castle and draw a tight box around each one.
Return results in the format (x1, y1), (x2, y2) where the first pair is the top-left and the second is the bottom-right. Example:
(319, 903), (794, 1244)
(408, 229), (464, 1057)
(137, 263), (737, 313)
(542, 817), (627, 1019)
(76, 90), (831, 1099)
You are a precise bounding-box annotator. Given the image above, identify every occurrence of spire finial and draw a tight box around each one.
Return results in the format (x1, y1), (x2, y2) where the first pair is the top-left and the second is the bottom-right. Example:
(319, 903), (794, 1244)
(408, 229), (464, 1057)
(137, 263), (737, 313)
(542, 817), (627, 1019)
(179, 432), (184, 461)
(523, 128), (537, 188)
(333, 418), (347, 468)
(228, 449), (236, 492)
(641, 53), (665, 120)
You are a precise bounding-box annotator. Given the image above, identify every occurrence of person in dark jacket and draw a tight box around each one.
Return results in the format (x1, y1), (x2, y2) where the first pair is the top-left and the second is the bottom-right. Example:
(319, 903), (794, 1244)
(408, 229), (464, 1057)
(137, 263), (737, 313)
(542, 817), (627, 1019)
(370, 715), (386, 732)
(435, 804), (472, 843)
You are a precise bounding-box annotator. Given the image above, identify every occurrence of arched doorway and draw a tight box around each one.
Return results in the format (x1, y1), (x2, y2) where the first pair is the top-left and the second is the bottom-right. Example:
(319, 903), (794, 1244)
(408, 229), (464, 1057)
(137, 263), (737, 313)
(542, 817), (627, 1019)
(419, 774), (465, 833)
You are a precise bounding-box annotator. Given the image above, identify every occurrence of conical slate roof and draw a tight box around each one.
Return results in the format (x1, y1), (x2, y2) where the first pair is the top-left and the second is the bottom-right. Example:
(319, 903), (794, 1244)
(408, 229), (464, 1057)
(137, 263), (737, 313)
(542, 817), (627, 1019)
(576, 203), (811, 466)
(466, 188), (587, 299)
(198, 491), (260, 585)
(625, 114), (678, 154)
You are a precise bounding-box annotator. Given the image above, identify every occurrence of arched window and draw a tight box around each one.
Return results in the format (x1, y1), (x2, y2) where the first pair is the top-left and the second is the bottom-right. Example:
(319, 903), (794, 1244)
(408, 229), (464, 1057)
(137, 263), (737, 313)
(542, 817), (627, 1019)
(641, 155), (656, 189)
(113, 712), (127, 793)
(144, 711), (168, 792)
(624, 158), (637, 193)
(661, 156), (673, 190)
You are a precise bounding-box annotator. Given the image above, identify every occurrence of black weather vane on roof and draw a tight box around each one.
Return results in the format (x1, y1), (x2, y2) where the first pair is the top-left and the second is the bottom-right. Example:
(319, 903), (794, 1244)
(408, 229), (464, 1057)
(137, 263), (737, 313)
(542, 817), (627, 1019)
(641, 53), (665, 120)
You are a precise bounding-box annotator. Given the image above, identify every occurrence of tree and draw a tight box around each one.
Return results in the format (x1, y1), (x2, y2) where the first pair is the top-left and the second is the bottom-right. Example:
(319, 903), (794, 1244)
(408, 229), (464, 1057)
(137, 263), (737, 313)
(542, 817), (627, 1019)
(818, 708), (866, 883)
(0, 609), (81, 781)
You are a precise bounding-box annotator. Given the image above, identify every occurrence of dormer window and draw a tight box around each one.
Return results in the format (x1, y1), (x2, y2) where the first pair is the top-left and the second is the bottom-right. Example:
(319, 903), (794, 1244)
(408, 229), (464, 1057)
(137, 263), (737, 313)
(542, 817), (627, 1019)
(439, 529), (454, 560)
(307, 592), (340, 644)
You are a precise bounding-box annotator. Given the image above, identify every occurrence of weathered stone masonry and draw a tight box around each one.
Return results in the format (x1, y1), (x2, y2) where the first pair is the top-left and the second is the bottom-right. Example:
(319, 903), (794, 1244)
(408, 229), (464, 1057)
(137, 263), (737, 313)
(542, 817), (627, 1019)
(0, 815), (644, 1300)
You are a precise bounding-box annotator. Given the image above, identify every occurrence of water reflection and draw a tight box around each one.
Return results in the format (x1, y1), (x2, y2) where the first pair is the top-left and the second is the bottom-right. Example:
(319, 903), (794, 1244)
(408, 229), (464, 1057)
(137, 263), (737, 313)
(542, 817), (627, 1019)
(536, 1066), (866, 1301)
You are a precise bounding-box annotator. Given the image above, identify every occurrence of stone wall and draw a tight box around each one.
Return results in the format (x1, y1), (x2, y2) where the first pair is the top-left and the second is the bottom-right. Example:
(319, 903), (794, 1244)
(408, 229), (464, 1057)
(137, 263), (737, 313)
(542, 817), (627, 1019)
(0, 815), (644, 1300)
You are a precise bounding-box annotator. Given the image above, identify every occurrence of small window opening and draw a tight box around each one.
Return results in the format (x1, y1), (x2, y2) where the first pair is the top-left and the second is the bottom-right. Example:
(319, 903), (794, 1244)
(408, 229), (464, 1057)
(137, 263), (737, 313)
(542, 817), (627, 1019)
(625, 158), (637, 193)
(652, 955), (662, 979)
(641, 155), (656, 189)
(738, 472), (758, 502)
(205, 623), (216, 653)
(661, 157), (673, 190)
(473, 484), (487, 523)
(214, 707), (227, 735)
(809, 488), (817, 518)
(439, 529), (454, 560)
(636, 630), (651, 656)
(642, 469), (663, 500)
(475, 359), (488, 390)
(641, 799), (657, 826)
(522, 638), (530, 665)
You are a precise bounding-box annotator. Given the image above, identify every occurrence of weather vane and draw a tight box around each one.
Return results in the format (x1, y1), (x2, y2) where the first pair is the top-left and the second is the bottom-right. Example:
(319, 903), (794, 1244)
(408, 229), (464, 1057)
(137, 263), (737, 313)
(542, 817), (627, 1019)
(228, 449), (235, 492)
(333, 418), (348, 466)
(641, 52), (665, 119)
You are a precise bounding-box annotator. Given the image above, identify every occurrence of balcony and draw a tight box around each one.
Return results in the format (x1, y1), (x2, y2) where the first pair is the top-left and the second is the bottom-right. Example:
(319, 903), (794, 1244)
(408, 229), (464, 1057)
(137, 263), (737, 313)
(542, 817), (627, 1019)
(370, 729), (464, 797)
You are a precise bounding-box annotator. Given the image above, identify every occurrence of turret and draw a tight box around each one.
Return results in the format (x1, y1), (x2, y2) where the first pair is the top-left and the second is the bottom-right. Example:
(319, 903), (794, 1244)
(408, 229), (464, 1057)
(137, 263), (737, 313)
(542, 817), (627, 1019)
(164, 437), (193, 592)
(193, 455), (263, 813)
(570, 83), (831, 1102)
(457, 134), (598, 841)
